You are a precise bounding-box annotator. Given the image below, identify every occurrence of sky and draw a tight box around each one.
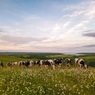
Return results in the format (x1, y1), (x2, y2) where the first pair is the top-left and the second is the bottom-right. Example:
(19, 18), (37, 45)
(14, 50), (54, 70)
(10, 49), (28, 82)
(0, 0), (95, 53)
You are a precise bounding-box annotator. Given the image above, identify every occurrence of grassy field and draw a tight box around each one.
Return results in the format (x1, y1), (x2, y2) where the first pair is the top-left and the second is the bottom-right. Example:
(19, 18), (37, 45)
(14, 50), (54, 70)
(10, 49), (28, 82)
(0, 53), (95, 95)
(0, 55), (31, 67)
(0, 53), (95, 67)
(0, 67), (95, 95)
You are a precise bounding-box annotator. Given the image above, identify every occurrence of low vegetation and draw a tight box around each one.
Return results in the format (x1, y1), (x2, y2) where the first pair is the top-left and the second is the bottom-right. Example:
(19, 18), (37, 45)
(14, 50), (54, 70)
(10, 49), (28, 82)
(0, 67), (95, 95)
(0, 53), (95, 95)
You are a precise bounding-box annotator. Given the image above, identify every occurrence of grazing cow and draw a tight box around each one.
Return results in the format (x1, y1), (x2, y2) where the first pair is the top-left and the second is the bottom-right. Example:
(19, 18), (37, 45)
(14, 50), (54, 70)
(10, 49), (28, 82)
(18, 61), (21, 66)
(65, 58), (71, 66)
(18, 61), (25, 68)
(12, 62), (18, 66)
(48, 59), (55, 65)
(48, 59), (55, 69)
(7, 62), (12, 67)
(36, 60), (44, 66)
(78, 59), (85, 68)
(54, 58), (64, 67)
(24, 61), (30, 68)
(0, 62), (4, 67)
(30, 60), (33, 67)
(45, 59), (55, 69)
(78, 59), (85, 67)
(45, 60), (51, 66)
(58, 58), (64, 67)
(75, 58), (88, 69)
(39, 60), (44, 66)
(54, 59), (59, 65)
(30, 60), (36, 67)
(36, 60), (40, 66)
(75, 58), (80, 66)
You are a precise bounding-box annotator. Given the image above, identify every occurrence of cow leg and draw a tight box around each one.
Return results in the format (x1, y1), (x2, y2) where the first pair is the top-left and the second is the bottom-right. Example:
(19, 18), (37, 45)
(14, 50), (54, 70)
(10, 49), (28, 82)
(80, 64), (81, 67)
(59, 63), (61, 67)
(52, 65), (55, 70)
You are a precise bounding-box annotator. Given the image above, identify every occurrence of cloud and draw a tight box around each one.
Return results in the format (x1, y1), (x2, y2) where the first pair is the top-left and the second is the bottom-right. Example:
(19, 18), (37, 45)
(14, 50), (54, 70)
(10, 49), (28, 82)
(0, 35), (47, 45)
(83, 44), (95, 47)
(63, 0), (95, 11)
(0, 28), (3, 32)
(62, 0), (95, 26)
(0, 26), (22, 36)
(83, 32), (95, 37)
(83, 30), (95, 33)
(0, 0), (95, 53)
(42, 37), (62, 43)
(62, 44), (95, 54)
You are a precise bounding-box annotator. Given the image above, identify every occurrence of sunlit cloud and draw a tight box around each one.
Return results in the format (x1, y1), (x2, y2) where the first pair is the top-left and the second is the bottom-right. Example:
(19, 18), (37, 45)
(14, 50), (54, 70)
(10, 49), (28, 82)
(0, 34), (47, 45)
(0, 0), (95, 53)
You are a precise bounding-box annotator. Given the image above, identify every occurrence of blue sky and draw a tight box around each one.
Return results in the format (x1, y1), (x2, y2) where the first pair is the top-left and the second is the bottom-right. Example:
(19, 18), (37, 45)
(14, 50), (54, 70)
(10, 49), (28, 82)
(0, 0), (95, 53)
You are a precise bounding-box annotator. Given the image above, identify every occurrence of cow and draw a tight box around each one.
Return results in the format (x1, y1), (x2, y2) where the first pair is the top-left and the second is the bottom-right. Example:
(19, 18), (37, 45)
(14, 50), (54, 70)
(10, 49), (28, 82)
(39, 60), (44, 66)
(0, 62), (4, 68)
(18, 61), (24, 66)
(75, 58), (80, 66)
(58, 58), (64, 67)
(36, 60), (45, 66)
(36, 60), (40, 66)
(45, 59), (55, 69)
(54, 59), (59, 65)
(45, 60), (51, 66)
(54, 58), (64, 67)
(78, 59), (88, 69)
(18, 61), (26, 69)
(12, 62), (18, 66)
(65, 58), (71, 67)
(75, 58), (88, 69)
(30, 60), (36, 67)
(78, 59), (85, 67)
(7, 62), (12, 67)
(48, 59), (55, 69)
(24, 61), (30, 68)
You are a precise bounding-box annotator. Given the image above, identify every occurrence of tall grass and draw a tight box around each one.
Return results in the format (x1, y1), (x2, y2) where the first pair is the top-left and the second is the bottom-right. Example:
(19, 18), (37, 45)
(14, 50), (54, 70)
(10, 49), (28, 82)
(0, 67), (95, 95)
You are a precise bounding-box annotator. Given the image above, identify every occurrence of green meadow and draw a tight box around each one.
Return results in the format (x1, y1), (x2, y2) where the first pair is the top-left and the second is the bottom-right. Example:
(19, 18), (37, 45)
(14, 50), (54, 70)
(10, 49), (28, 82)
(0, 53), (95, 95)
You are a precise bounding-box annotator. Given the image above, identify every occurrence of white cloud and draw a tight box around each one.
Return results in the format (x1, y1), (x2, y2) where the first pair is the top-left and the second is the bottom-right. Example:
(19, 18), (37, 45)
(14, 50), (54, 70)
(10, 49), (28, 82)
(51, 24), (61, 34)
(0, 0), (95, 53)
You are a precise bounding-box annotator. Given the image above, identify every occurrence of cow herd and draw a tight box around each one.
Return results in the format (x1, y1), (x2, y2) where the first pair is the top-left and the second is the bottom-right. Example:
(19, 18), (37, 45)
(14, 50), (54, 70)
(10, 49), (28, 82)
(0, 58), (87, 69)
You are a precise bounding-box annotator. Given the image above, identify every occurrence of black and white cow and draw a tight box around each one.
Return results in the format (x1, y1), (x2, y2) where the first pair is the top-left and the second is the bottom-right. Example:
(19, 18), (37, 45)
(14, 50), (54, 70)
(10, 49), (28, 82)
(36, 60), (45, 66)
(65, 58), (71, 66)
(54, 58), (64, 67)
(30, 60), (36, 67)
(24, 61), (30, 68)
(7, 62), (12, 67)
(0, 62), (4, 67)
(48, 59), (55, 69)
(75, 58), (80, 66)
(36, 60), (40, 66)
(18, 61), (25, 66)
(75, 58), (87, 69)
(12, 62), (18, 66)
(44, 59), (55, 69)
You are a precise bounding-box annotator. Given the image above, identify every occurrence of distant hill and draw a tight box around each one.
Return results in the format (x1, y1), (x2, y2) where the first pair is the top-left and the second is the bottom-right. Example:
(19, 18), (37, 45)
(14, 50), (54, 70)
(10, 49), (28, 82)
(0, 52), (63, 55)
(78, 53), (95, 56)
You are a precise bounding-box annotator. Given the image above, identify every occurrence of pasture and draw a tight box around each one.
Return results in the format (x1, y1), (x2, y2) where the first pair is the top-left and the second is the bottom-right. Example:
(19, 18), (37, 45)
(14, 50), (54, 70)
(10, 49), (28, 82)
(0, 53), (95, 95)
